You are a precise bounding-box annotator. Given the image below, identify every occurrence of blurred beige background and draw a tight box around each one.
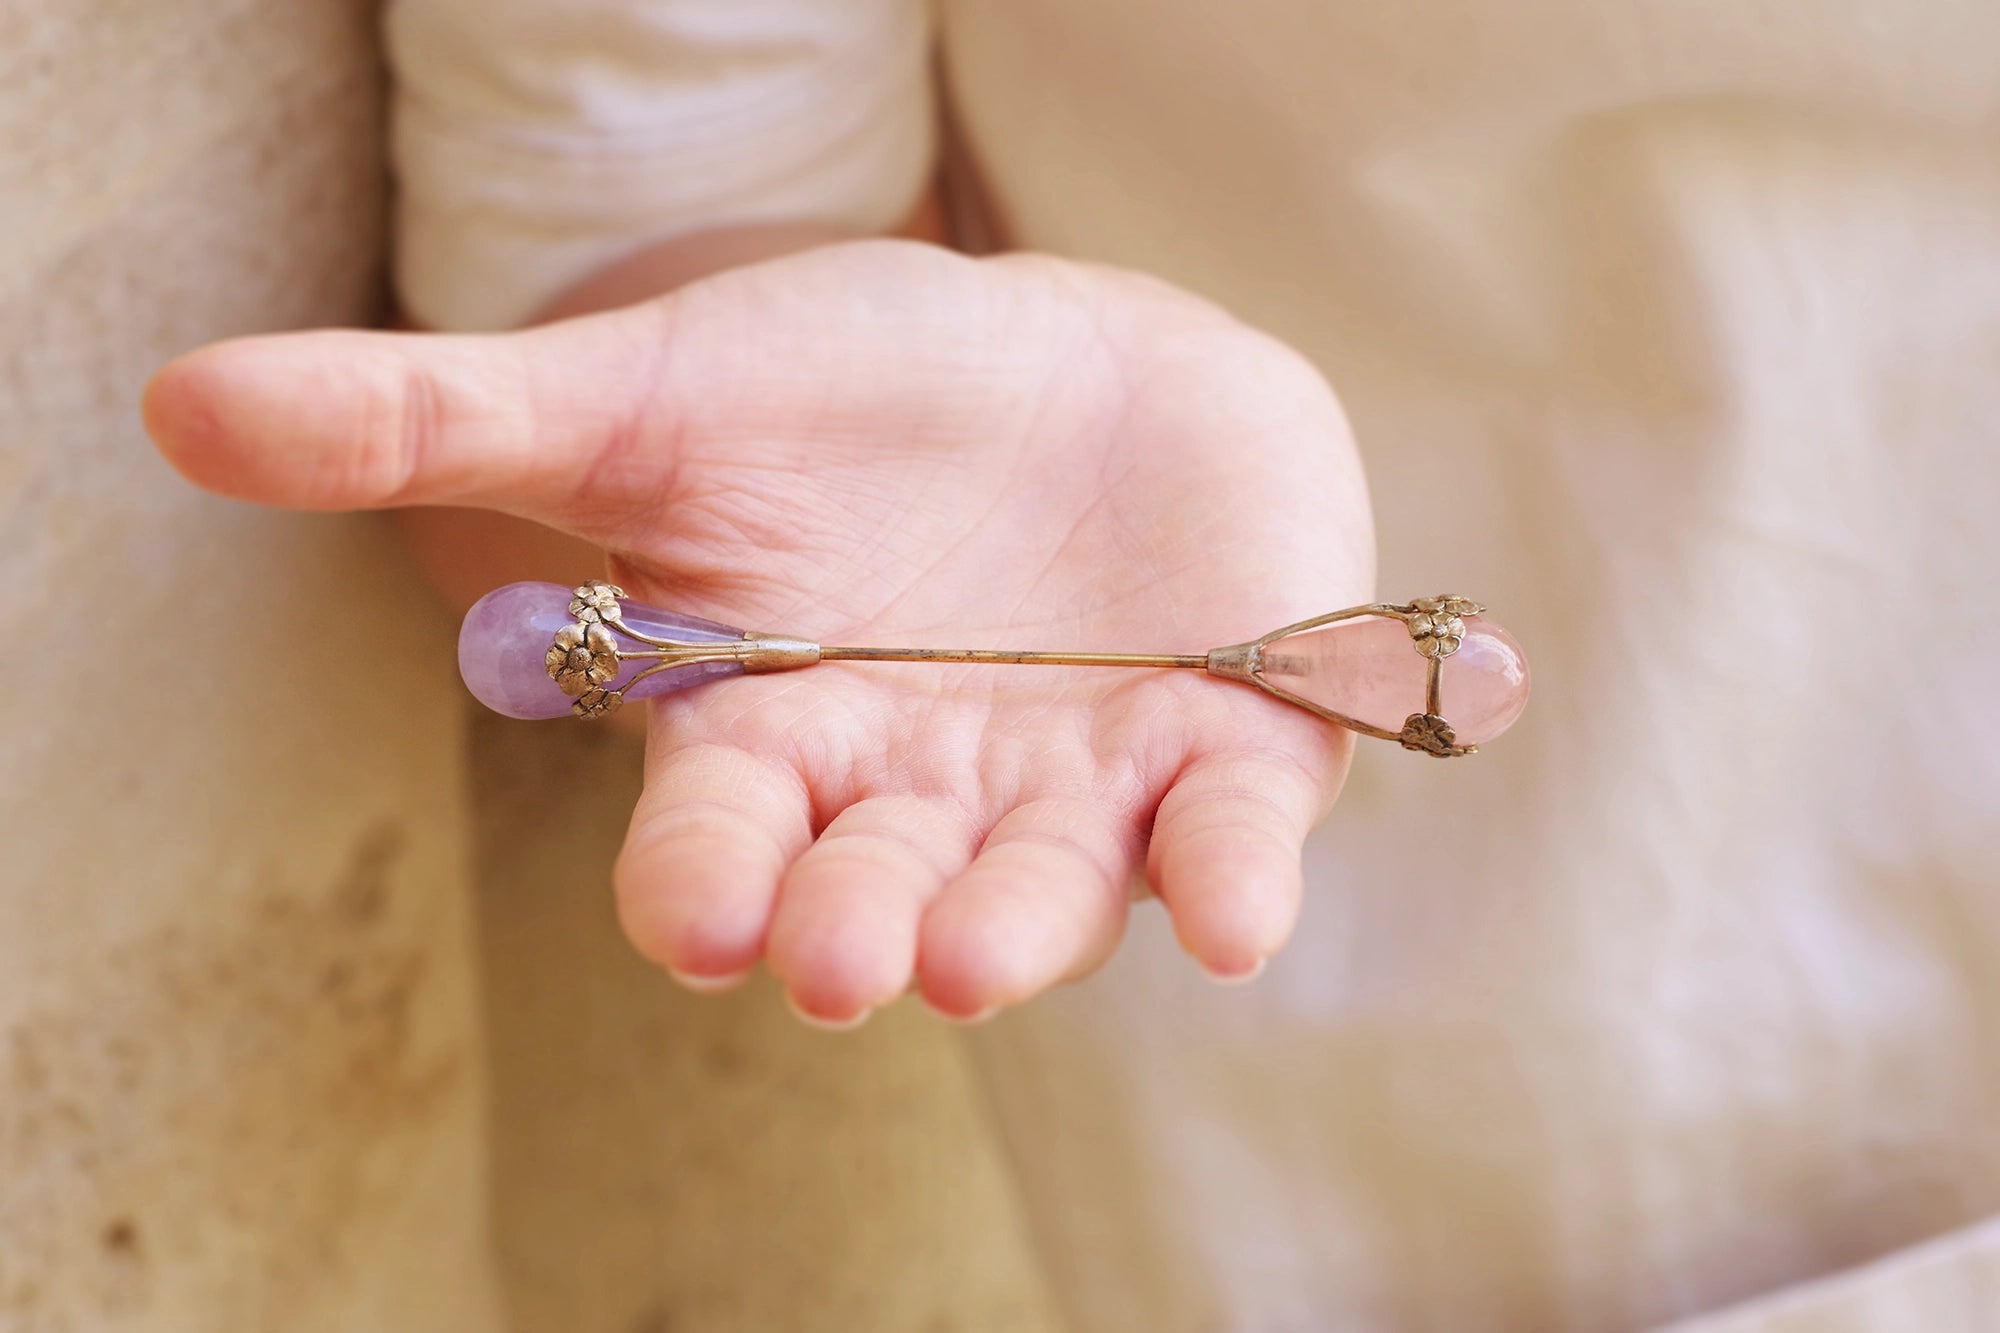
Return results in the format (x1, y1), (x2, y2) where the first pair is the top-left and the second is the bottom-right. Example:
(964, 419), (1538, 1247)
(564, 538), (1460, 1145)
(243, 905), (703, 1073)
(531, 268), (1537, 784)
(0, 3), (1052, 1328)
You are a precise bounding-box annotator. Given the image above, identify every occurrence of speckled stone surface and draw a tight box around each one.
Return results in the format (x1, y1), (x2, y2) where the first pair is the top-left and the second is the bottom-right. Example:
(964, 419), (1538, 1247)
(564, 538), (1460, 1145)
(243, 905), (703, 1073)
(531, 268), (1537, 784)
(0, 4), (496, 1329)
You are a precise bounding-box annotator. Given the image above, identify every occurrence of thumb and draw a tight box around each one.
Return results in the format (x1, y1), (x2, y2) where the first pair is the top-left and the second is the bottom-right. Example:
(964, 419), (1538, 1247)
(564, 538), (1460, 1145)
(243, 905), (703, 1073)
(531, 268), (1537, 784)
(142, 298), (677, 537)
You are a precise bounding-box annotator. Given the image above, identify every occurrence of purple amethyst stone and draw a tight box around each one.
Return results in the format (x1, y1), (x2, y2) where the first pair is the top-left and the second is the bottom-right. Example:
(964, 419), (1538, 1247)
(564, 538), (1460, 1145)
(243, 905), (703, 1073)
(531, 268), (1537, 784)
(458, 581), (748, 720)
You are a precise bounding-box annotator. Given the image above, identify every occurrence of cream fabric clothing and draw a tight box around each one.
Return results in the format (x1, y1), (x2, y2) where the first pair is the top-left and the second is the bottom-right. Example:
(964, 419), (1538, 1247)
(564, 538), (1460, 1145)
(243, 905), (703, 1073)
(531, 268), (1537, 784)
(389, 2), (2000, 1329)
(387, 0), (934, 329)
(943, 4), (2000, 1330)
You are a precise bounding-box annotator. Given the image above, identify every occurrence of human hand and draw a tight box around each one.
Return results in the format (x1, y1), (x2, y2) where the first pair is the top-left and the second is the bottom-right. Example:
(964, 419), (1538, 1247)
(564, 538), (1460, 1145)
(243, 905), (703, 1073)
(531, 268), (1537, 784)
(144, 241), (1373, 1025)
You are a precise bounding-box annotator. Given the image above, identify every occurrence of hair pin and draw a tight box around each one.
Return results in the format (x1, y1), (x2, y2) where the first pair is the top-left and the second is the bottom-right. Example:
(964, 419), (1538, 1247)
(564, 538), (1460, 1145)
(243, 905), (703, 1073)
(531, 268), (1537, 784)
(459, 582), (1529, 757)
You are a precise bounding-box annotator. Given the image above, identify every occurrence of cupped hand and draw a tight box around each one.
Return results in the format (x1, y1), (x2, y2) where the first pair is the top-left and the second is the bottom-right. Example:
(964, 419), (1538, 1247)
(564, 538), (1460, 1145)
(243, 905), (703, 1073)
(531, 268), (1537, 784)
(145, 242), (1374, 1025)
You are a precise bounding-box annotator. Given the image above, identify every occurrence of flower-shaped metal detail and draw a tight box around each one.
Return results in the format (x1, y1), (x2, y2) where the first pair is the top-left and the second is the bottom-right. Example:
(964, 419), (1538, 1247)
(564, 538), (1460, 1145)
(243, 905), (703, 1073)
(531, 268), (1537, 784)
(573, 687), (623, 720)
(1406, 595), (1484, 660)
(546, 621), (621, 697)
(1398, 712), (1474, 758)
(569, 581), (626, 624)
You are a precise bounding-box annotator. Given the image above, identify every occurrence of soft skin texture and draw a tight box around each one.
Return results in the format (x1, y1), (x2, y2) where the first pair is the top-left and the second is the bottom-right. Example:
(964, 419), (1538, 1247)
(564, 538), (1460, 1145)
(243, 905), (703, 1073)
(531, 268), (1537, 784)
(144, 241), (1374, 1024)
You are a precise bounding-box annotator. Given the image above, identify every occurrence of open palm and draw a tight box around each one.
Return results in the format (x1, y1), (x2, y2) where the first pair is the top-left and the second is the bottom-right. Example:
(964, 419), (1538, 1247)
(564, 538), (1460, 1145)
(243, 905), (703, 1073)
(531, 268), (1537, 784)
(147, 242), (1374, 1024)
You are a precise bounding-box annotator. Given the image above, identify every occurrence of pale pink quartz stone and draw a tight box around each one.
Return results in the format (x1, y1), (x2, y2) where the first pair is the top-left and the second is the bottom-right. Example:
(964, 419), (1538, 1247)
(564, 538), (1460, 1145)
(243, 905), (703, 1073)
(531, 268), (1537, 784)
(1255, 614), (1529, 744)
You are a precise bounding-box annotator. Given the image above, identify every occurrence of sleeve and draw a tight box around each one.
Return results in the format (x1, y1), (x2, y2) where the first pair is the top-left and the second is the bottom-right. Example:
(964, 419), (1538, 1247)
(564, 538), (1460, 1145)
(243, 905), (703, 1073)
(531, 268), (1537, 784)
(385, 0), (936, 331)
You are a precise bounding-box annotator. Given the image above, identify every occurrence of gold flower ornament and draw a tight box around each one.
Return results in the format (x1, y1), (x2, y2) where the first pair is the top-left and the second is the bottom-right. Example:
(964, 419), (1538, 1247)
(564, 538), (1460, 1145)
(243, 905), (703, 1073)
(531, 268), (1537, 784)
(569, 581), (626, 624)
(545, 621), (621, 697)
(1407, 595), (1484, 660)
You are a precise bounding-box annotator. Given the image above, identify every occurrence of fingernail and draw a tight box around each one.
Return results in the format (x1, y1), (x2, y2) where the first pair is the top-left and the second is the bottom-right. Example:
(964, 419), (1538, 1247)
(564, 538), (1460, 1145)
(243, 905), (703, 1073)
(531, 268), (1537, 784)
(669, 967), (751, 995)
(786, 992), (873, 1031)
(919, 995), (999, 1026)
(1204, 957), (1267, 986)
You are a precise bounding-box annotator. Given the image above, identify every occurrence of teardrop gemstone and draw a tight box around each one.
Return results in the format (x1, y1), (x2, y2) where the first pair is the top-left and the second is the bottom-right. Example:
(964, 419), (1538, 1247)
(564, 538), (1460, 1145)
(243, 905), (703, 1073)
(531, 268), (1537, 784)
(458, 581), (747, 720)
(1254, 614), (1530, 745)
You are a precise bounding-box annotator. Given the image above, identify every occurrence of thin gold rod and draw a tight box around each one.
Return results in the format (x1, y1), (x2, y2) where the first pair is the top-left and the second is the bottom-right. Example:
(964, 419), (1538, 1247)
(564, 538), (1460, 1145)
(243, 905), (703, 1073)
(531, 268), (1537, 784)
(819, 646), (1208, 669)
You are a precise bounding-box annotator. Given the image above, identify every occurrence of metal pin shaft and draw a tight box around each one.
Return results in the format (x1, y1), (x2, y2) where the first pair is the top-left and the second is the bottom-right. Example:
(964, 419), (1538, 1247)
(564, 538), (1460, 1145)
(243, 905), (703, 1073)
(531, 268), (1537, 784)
(817, 646), (1207, 669)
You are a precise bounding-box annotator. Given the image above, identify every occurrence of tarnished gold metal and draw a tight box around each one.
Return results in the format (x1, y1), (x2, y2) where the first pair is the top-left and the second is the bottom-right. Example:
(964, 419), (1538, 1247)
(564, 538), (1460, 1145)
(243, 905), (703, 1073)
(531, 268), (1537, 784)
(549, 581), (1488, 755)
(1206, 597), (1487, 757)
(1407, 594), (1482, 661)
(818, 646), (1206, 668)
